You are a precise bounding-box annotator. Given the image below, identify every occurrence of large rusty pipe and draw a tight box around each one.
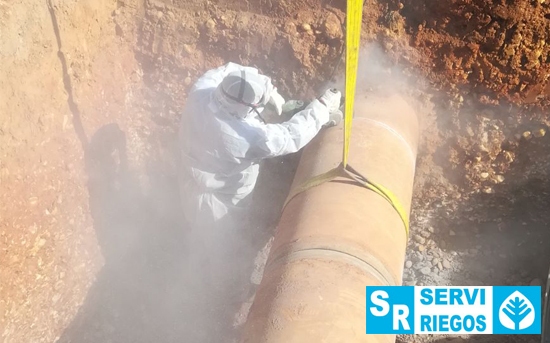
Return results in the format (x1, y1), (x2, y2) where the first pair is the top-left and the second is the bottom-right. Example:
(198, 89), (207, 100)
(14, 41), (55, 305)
(243, 94), (419, 343)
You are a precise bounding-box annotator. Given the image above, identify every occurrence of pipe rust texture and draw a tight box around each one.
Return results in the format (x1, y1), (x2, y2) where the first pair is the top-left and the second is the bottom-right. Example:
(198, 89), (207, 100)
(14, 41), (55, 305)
(243, 94), (419, 343)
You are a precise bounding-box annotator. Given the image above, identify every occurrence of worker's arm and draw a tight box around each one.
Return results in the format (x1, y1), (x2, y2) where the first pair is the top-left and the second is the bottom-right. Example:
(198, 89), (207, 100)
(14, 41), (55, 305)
(250, 99), (331, 158)
(247, 89), (342, 159)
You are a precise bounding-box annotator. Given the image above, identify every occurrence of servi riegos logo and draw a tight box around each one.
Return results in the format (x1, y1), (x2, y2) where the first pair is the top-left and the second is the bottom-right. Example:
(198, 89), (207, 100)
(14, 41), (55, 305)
(366, 286), (541, 334)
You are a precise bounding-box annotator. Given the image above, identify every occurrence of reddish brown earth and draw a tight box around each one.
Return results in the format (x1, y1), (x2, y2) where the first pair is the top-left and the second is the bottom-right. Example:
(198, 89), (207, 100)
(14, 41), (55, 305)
(403, 0), (550, 107)
(2, 0), (550, 342)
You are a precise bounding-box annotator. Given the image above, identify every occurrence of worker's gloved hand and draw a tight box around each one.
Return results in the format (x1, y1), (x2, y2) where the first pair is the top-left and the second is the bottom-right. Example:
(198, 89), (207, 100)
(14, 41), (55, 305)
(267, 88), (286, 116)
(325, 109), (343, 127)
(318, 88), (342, 114)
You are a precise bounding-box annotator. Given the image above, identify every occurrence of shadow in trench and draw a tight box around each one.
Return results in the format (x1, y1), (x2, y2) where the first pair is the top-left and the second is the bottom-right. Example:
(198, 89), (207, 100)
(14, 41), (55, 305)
(433, 182), (550, 343)
(49, 1), (240, 339)
(56, 122), (300, 343)
(440, 175), (550, 288)
(50, 1), (198, 338)
(57, 123), (196, 343)
(403, 162), (550, 343)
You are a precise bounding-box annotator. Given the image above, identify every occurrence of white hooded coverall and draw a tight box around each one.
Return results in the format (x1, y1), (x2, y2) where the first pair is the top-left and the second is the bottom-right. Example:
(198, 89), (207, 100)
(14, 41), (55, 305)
(178, 64), (336, 339)
(178, 62), (331, 232)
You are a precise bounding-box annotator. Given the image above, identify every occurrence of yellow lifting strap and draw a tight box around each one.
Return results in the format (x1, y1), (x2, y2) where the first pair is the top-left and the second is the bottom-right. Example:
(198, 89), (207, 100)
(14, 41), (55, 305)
(282, 0), (410, 238)
(343, 0), (362, 167)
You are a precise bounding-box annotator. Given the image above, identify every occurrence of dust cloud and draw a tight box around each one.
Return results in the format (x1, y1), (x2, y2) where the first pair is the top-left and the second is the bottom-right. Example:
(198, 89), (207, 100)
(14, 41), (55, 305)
(5, 0), (550, 342)
(55, 113), (290, 343)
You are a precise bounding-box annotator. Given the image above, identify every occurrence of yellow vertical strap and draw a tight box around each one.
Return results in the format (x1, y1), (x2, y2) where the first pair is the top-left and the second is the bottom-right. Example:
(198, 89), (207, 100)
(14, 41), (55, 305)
(343, 0), (363, 167)
(283, 0), (410, 240)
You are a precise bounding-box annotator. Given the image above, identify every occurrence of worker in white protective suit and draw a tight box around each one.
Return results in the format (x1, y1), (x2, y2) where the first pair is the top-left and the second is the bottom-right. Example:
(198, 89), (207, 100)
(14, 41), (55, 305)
(179, 62), (342, 231)
(178, 62), (342, 341)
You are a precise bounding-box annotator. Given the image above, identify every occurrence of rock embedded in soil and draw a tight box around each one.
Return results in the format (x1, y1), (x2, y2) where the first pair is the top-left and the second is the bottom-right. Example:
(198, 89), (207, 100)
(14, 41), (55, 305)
(300, 23), (311, 32)
(442, 259), (451, 269)
(52, 294), (61, 304)
(411, 253), (424, 263)
(413, 262), (429, 270)
(482, 187), (494, 194)
(413, 234), (426, 244)
(205, 19), (216, 31)
(405, 260), (413, 268)
(385, 11), (404, 34)
(494, 175), (505, 183)
(420, 267), (431, 275)
(182, 44), (194, 55)
(534, 128), (546, 138)
(322, 13), (342, 40)
(283, 22), (297, 34)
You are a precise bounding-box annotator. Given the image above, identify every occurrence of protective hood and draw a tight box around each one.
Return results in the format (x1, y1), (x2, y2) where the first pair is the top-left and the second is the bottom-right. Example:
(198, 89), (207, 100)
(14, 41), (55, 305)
(213, 69), (274, 119)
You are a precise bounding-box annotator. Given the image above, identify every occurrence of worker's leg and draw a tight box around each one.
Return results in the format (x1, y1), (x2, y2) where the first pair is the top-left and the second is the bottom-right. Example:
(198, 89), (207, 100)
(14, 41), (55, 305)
(179, 175), (259, 339)
(179, 178), (225, 341)
(196, 191), (257, 340)
(179, 188), (248, 340)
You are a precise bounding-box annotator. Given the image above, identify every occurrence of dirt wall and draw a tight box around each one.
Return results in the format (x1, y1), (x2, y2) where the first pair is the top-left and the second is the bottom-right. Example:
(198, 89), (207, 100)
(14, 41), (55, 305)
(0, 0), (141, 342)
(402, 0), (550, 107)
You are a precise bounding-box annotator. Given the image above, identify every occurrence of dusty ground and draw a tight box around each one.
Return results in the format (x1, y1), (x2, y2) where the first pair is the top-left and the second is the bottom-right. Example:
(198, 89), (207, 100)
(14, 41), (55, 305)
(2, 0), (550, 342)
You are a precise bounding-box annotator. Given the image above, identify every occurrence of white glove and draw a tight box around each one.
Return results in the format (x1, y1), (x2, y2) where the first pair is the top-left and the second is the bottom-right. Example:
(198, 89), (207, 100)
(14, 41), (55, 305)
(318, 88), (342, 114)
(325, 109), (343, 127)
(267, 89), (286, 116)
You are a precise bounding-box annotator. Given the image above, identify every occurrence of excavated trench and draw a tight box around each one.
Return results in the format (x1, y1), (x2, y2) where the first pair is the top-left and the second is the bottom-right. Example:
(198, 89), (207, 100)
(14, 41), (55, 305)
(1, 0), (550, 342)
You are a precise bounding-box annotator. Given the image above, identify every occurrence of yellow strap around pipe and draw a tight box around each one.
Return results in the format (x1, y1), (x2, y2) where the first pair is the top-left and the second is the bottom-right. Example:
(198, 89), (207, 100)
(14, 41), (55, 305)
(283, 163), (410, 237)
(282, 0), (410, 239)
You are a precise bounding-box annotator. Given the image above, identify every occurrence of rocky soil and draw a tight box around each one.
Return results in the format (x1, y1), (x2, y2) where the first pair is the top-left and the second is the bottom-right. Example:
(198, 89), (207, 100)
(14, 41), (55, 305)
(2, 0), (550, 342)
(402, 0), (550, 107)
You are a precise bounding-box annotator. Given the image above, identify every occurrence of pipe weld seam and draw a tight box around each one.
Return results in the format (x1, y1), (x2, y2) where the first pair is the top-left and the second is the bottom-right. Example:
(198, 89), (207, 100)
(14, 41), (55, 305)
(267, 247), (398, 287)
(355, 117), (417, 171)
